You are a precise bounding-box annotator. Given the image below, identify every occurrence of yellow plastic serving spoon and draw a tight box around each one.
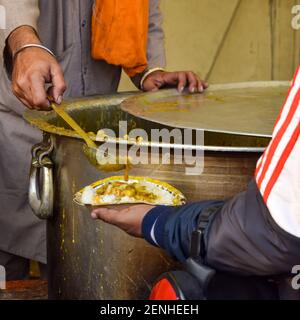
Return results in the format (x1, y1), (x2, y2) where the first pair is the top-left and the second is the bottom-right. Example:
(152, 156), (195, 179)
(50, 101), (97, 149)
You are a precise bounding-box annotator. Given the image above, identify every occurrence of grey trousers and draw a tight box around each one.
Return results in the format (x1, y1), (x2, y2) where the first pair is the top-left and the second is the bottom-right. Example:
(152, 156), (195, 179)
(0, 250), (47, 280)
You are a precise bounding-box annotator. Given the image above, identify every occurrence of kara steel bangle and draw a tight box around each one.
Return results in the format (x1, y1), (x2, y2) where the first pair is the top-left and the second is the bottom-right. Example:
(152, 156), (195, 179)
(13, 44), (56, 60)
(140, 67), (166, 90)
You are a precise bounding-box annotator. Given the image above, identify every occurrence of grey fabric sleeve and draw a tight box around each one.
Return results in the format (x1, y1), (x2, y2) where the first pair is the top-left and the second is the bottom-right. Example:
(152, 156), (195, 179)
(131, 0), (166, 89)
(146, 0), (166, 69)
(0, 0), (40, 75)
(0, 0), (39, 40)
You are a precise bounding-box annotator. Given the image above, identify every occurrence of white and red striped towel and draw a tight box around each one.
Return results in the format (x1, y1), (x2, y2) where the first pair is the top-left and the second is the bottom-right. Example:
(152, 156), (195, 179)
(256, 65), (300, 237)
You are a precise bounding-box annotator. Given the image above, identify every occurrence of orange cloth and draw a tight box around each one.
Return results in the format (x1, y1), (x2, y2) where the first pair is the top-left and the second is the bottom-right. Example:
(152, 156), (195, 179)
(91, 0), (149, 77)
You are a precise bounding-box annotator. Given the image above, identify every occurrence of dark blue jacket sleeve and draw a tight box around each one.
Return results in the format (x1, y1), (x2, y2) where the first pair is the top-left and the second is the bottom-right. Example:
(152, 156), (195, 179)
(142, 201), (224, 262)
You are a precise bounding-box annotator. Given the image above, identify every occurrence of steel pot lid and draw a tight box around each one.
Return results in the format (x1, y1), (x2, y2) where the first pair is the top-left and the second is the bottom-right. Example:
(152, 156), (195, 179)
(121, 81), (290, 138)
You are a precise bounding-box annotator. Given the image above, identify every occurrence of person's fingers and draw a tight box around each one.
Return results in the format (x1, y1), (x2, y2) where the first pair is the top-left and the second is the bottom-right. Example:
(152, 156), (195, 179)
(92, 204), (153, 238)
(195, 76), (204, 93)
(145, 70), (209, 94)
(50, 63), (66, 104)
(91, 208), (121, 225)
(12, 68), (51, 110)
(203, 81), (209, 89)
(177, 72), (187, 92)
(91, 208), (112, 220)
(160, 72), (178, 86)
(186, 72), (198, 93)
(12, 73), (30, 98)
(10, 47), (66, 109)
(12, 81), (37, 109)
(47, 86), (57, 103)
(28, 73), (51, 109)
(197, 77), (210, 93)
(18, 95), (34, 109)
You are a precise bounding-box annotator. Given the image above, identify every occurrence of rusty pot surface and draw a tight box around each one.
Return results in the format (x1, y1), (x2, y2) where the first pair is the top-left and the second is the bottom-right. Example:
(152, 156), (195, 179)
(24, 84), (285, 299)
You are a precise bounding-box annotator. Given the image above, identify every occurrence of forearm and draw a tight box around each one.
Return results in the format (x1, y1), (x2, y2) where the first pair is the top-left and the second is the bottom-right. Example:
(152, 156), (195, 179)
(7, 26), (40, 55)
(142, 201), (224, 262)
(4, 26), (41, 76)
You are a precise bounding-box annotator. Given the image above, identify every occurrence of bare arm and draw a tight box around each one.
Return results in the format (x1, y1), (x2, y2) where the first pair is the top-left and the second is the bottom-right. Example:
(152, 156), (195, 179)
(1, 0), (66, 110)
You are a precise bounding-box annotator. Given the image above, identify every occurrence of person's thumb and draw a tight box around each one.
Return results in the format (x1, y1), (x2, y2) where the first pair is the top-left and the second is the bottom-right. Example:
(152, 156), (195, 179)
(50, 62), (66, 104)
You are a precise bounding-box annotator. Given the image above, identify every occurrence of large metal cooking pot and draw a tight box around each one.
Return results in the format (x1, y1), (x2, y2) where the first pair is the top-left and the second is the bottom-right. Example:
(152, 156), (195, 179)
(24, 82), (288, 300)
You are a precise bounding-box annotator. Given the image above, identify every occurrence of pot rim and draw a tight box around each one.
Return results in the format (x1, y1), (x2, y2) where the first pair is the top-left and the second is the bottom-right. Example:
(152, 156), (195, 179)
(24, 82), (289, 153)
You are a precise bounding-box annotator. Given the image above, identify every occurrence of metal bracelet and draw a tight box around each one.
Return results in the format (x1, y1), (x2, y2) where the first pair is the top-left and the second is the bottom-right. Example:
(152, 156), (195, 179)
(13, 44), (56, 60)
(140, 67), (166, 90)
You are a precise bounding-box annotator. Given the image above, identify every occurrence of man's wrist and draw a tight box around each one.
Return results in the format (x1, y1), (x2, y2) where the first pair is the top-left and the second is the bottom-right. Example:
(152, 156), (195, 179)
(140, 67), (165, 90)
(4, 25), (41, 77)
(7, 25), (41, 56)
(142, 206), (173, 248)
(130, 67), (166, 91)
(13, 44), (56, 61)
